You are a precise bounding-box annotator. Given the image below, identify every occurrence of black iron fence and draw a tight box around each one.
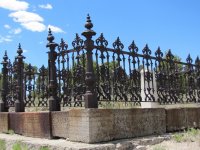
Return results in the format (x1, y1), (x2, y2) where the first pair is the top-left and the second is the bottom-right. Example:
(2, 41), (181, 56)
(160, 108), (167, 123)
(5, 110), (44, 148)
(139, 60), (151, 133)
(0, 15), (200, 112)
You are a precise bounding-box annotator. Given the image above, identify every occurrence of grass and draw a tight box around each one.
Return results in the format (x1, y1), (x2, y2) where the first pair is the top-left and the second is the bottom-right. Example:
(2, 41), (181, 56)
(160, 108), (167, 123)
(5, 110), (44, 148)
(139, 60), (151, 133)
(39, 146), (49, 150)
(173, 133), (184, 142)
(0, 139), (6, 150)
(6, 129), (14, 135)
(173, 128), (200, 142)
(12, 141), (28, 150)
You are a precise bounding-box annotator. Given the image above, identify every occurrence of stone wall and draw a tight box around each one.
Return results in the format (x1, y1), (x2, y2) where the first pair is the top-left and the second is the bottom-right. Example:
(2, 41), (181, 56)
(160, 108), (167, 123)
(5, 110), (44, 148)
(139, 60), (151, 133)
(51, 111), (69, 138)
(1, 107), (200, 143)
(9, 112), (51, 138)
(0, 112), (9, 133)
(166, 108), (200, 132)
(59, 108), (166, 143)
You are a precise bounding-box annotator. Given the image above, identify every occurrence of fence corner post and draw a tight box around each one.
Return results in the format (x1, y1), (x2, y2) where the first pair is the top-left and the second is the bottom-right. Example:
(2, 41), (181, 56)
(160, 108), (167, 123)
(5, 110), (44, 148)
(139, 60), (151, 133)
(82, 14), (98, 108)
(15, 44), (25, 112)
(46, 28), (60, 111)
(0, 51), (9, 112)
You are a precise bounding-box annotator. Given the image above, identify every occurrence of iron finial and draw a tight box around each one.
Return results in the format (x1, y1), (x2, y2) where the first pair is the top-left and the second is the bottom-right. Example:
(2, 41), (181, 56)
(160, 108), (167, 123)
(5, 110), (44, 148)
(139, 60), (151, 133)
(155, 47), (163, 58)
(48, 28), (52, 34)
(85, 14), (93, 30)
(47, 28), (54, 43)
(186, 53), (193, 63)
(195, 56), (200, 65)
(3, 50), (8, 61)
(17, 43), (23, 55)
(128, 40), (138, 53)
(82, 14), (96, 37)
(18, 43), (21, 49)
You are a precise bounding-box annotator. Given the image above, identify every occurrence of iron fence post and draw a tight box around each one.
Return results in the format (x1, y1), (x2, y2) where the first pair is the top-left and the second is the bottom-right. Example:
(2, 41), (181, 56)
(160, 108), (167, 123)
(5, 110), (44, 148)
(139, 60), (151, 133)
(82, 14), (98, 108)
(0, 51), (9, 112)
(46, 29), (60, 111)
(15, 44), (25, 112)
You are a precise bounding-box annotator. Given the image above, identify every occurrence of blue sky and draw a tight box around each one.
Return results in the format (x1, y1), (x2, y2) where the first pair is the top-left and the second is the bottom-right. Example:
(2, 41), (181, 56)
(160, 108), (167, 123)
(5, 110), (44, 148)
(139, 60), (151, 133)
(0, 0), (200, 67)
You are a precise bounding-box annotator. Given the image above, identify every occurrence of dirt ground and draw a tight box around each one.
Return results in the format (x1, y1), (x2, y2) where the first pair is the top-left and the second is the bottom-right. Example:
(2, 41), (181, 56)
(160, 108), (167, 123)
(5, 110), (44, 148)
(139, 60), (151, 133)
(148, 140), (200, 150)
(148, 129), (200, 150)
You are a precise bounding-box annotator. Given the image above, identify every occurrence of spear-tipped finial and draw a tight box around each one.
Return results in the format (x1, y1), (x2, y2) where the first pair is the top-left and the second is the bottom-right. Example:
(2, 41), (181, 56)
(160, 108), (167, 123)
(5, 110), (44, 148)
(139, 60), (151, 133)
(155, 46), (163, 58)
(18, 43), (21, 49)
(167, 49), (172, 55)
(3, 50), (8, 62)
(75, 33), (79, 39)
(166, 49), (174, 60)
(196, 56), (200, 62)
(47, 28), (54, 43)
(187, 53), (191, 59)
(186, 53), (193, 63)
(82, 14), (96, 37)
(128, 40), (138, 53)
(61, 38), (64, 43)
(48, 28), (52, 34)
(195, 56), (200, 65)
(17, 43), (23, 55)
(85, 14), (93, 30)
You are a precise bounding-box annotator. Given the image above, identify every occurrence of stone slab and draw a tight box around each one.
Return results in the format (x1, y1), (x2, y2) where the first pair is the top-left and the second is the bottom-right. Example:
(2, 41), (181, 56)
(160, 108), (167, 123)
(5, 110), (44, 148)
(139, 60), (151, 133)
(68, 109), (90, 143)
(166, 108), (200, 132)
(67, 108), (166, 143)
(51, 111), (69, 138)
(9, 112), (51, 138)
(0, 112), (9, 133)
(185, 108), (200, 128)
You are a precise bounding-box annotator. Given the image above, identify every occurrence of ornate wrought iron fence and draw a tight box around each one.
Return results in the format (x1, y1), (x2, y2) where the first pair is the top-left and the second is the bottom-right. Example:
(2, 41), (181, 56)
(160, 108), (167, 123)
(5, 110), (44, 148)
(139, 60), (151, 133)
(0, 14), (200, 112)
(3, 48), (49, 109)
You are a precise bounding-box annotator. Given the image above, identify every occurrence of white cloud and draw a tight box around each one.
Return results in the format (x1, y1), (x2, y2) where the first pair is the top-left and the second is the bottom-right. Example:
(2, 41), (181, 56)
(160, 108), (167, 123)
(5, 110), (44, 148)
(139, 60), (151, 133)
(0, 35), (12, 43)
(9, 11), (46, 32)
(8, 28), (22, 34)
(9, 11), (44, 23)
(23, 49), (28, 53)
(0, 0), (29, 11)
(21, 22), (46, 32)
(47, 25), (64, 33)
(4, 6), (63, 33)
(4, 24), (11, 29)
(39, 4), (52, 9)
(13, 28), (22, 34)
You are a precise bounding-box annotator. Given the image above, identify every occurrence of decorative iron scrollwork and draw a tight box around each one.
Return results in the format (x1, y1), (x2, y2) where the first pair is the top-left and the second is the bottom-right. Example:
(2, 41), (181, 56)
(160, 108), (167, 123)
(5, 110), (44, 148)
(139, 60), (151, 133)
(24, 64), (35, 107)
(37, 65), (48, 107)
(72, 33), (84, 50)
(142, 45), (155, 102)
(95, 33), (111, 103)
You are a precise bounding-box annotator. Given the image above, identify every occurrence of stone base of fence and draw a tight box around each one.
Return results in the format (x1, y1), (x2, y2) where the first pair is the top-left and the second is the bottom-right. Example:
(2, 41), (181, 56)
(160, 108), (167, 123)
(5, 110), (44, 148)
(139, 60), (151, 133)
(166, 108), (200, 132)
(60, 109), (166, 143)
(1, 108), (200, 143)
(0, 112), (9, 133)
(9, 112), (52, 138)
